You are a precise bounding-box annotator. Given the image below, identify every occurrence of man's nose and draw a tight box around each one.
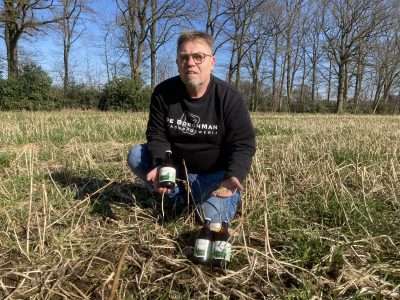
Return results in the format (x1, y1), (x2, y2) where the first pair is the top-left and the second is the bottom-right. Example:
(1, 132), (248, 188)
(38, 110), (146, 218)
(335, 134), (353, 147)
(187, 55), (196, 66)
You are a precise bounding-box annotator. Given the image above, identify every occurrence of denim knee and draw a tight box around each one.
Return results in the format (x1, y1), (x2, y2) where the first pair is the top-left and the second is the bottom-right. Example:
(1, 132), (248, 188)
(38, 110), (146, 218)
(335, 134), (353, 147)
(127, 144), (150, 180)
(200, 193), (241, 223)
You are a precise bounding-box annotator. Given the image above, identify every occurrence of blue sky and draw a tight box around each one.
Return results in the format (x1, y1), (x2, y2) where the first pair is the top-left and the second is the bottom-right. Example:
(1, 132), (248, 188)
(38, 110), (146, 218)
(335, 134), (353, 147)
(0, 0), (228, 86)
(17, 0), (121, 85)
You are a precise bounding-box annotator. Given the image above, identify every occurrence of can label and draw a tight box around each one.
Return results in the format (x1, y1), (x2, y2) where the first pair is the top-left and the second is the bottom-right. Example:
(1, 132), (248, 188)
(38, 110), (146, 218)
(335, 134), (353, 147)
(194, 239), (211, 258)
(159, 167), (176, 182)
(212, 241), (231, 261)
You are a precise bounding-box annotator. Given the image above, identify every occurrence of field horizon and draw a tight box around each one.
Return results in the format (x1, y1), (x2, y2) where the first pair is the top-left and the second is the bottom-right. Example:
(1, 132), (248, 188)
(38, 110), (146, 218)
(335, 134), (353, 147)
(1, 110), (399, 299)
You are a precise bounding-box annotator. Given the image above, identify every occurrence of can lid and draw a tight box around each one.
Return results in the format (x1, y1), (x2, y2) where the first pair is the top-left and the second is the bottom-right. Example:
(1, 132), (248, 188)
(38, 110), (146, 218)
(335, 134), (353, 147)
(210, 222), (222, 232)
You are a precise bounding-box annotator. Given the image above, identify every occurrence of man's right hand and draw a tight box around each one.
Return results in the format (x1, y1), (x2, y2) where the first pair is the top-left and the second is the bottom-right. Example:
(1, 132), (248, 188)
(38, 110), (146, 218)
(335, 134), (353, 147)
(146, 167), (171, 194)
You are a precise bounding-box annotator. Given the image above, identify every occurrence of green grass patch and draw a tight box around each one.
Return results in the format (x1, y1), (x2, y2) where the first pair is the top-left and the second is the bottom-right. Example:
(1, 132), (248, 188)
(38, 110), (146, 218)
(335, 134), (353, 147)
(0, 151), (14, 167)
(1, 111), (400, 299)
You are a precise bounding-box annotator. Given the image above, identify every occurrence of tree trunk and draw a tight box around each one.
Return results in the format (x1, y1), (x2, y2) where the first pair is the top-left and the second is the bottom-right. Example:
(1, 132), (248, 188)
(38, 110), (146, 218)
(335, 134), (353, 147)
(252, 46), (262, 112)
(397, 90), (400, 114)
(311, 48), (317, 104)
(343, 62), (348, 104)
(336, 61), (345, 113)
(299, 49), (306, 111)
(372, 88), (382, 114)
(251, 63), (260, 111)
(64, 44), (70, 94)
(150, 0), (157, 89)
(5, 22), (19, 79)
(104, 30), (111, 82)
(227, 40), (236, 84)
(372, 73), (383, 113)
(206, 0), (213, 35)
(135, 0), (148, 82)
(63, 4), (70, 94)
(286, 31), (292, 111)
(382, 82), (391, 106)
(353, 47), (364, 112)
(271, 33), (278, 111)
(327, 58), (332, 102)
(234, 43), (242, 88)
(354, 67), (364, 112)
(128, 37), (135, 79)
(278, 55), (287, 112)
(127, 0), (137, 80)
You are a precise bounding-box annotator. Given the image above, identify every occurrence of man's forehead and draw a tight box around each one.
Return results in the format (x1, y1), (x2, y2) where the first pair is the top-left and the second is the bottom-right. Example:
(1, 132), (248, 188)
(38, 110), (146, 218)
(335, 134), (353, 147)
(178, 39), (212, 52)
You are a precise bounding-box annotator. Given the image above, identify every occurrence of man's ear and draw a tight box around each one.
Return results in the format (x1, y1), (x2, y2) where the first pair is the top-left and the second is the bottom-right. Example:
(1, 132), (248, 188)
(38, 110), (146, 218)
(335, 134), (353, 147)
(211, 56), (216, 70)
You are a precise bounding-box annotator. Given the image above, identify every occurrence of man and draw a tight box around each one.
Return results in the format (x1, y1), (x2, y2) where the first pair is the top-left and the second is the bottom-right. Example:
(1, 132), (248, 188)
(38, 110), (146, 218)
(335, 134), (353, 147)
(128, 31), (255, 224)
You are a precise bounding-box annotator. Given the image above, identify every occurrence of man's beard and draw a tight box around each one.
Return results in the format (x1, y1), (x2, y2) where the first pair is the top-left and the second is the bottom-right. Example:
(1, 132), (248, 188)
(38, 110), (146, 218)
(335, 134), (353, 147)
(181, 76), (204, 89)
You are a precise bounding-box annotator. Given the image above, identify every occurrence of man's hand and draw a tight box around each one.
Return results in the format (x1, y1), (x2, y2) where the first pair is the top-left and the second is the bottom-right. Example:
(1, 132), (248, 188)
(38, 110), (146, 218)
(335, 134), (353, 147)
(212, 176), (243, 198)
(146, 167), (171, 194)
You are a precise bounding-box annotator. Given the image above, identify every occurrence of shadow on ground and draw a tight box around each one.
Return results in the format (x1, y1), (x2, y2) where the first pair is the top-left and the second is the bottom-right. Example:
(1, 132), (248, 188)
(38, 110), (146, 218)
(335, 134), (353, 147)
(48, 167), (188, 222)
(48, 168), (210, 261)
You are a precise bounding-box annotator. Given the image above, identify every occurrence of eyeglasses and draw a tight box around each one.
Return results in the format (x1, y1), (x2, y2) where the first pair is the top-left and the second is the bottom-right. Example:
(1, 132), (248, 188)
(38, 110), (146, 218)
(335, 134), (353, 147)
(178, 52), (213, 64)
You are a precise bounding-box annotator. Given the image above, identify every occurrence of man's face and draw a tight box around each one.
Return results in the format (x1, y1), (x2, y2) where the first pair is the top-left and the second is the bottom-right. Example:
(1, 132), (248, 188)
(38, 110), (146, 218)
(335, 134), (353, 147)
(177, 39), (215, 89)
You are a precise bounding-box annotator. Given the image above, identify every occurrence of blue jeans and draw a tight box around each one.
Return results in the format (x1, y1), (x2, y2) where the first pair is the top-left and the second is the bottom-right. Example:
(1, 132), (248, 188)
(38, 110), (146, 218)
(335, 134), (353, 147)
(127, 144), (241, 223)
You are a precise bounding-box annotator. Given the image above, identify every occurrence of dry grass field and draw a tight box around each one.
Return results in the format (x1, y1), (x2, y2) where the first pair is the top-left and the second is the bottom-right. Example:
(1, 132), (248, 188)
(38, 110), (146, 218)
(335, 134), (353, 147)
(0, 111), (399, 299)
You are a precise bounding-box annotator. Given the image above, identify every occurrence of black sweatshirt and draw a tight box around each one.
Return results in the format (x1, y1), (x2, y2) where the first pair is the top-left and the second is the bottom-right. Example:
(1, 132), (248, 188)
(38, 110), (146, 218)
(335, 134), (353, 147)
(146, 75), (256, 182)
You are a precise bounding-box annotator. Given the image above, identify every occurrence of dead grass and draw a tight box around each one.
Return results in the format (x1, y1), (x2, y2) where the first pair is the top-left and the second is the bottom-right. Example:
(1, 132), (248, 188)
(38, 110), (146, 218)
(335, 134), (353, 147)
(0, 110), (400, 299)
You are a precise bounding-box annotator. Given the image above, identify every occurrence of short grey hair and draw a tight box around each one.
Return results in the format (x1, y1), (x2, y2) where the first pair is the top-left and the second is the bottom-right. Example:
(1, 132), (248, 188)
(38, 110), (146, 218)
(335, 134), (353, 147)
(177, 31), (214, 53)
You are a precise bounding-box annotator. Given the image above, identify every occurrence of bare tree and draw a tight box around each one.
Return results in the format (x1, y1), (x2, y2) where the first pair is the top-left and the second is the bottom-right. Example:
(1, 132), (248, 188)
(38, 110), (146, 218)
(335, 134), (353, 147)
(156, 52), (176, 83)
(56, 0), (89, 94)
(304, 0), (326, 105)
(103, 23), (112, 82)
(203, 0), (230, 54)
(322, 0), (389, 113)
(149, 0), (188, 88)
(299, 43), (308, 109)
(117, 0), (188, 84)
(245, 1), (276, 111)
(101, 21), (126, 81)
(150, 0), (157, 87)
(0, 0), (66, 79)
(289, 18), (306, 105)
(268, 0), (284, 111)
(225, 0), (262, 88)
(116, 0), (150, 81)
(371, 32), (400, 113)
(245, 29), (268, 111)
(284, 0), (303, 110)
(352, 43), (367, 111)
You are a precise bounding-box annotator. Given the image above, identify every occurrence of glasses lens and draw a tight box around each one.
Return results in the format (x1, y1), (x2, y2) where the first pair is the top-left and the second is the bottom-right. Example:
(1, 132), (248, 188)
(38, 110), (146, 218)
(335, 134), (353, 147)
(179, 53), (210, 64)
(192, 53), (204, 64)
(180, 54), (189, 62)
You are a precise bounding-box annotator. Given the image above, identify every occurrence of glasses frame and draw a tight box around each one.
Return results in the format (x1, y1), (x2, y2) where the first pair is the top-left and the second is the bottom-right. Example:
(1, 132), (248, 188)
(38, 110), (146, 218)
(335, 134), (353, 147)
(178, 52), (213, 65)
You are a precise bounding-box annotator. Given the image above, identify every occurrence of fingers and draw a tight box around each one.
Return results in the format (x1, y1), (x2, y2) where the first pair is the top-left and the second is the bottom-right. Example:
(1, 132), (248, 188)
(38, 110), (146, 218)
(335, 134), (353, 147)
(153, 180), (170, 194)
(146, 167), (158, 182)
(229, 176), (243, 191)
(156, 186), (170, 194)
(211, 177), (243, 198)
(212, 186), (233, 198)
(145, 168), (176, 195)
(147, 168), (162, 190)
(235, 180), (244, 191)
(146, 168), (168, 194)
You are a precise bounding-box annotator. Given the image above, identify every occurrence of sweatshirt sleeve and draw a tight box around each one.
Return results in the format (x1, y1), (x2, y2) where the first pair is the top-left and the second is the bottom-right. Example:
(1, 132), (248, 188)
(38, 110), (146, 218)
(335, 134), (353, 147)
(223, 91), (256, 182)
(145, 90), (171, 168)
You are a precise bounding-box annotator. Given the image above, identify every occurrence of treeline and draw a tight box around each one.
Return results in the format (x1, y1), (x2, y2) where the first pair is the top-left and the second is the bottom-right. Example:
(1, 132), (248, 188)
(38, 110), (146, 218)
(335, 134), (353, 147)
(0, 63), (151, 110)
(1, 0), (400, 113)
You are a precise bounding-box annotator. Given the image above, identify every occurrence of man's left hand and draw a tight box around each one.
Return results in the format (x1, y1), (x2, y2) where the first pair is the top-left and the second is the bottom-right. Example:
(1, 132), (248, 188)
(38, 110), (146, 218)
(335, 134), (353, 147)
(212, 176), (243, 198)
